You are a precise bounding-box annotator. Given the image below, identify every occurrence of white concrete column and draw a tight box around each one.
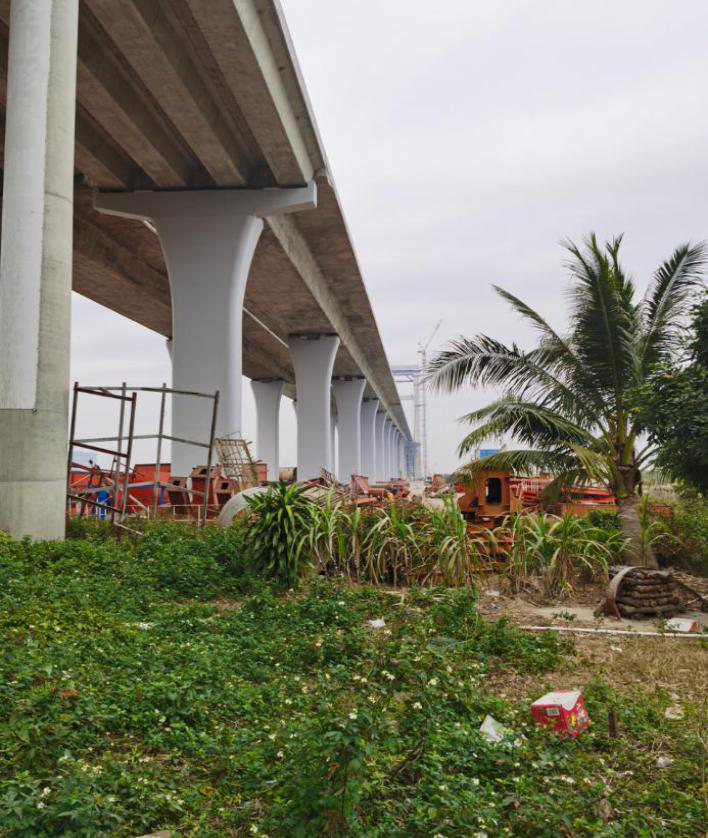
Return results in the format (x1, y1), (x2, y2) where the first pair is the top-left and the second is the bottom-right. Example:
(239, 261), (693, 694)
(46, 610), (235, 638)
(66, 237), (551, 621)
(384, 418), (395, 480)
(288, 334), (340, 480)
(0, 0), (79, 540)
(360, 398), (378, 480)
(251, 379), (283, 482)
(330, 415), (337, 477)
(332, 377), (366, 483)
(398, 435), (406, 477)
(95, 185), (316, 475)
(374, 411), (387, 482)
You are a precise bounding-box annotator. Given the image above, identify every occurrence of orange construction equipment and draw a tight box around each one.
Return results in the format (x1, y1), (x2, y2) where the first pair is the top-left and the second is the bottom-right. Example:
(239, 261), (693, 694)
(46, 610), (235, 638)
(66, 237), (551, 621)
(458, 469), (615, 523)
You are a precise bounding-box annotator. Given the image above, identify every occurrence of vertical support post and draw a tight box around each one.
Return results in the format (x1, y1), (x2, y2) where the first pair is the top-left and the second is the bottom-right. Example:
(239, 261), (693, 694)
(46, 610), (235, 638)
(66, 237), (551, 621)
(201, 390), (220, 528)
(332, 377), (366, 483)
(0, 0), (79, 540)
(113, 382), (127, 524)
(94, 186), (316, 477)
(119, 392), (137, 525)
(287, 334), (340, 480)
(251, 379), (283, 481)
(153, 383), (167, 518)
(374, 411), (387, 482)
(330, 415), (337, 478)
(383, 417), (393, 481)
(360, 398), (379, 481)
(66, 383), (79, 517)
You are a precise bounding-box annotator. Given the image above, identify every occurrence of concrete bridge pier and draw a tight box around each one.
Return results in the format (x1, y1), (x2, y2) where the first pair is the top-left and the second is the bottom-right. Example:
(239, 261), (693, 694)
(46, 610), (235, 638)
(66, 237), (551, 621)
(94, 186), (316, 475)
(332, 377), (366, 484)
(330, 415), (337, 478)
(0, 0), (79, 541)
(384, 417), (395, 480)
(374, 410), (387, 482)
(251, 380), (283, 482)
(390, 420), (398, 477)
(360, 398), (379, 481)
(288, 334), (340, 480)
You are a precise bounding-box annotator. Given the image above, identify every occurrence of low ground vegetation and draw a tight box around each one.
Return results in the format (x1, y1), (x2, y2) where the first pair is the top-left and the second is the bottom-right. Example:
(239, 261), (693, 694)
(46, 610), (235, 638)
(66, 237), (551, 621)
(1, 520), (705, 836)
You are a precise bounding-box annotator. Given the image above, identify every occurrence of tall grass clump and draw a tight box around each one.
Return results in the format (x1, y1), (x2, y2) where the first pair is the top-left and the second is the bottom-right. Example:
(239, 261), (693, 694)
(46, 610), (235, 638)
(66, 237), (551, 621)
(503, 511), (622, 598)
(427, 495), (483, 586)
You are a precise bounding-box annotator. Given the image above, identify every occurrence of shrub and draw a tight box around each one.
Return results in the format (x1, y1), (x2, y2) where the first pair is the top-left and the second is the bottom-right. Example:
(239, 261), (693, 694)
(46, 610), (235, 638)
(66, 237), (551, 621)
(651, 498), (708, 576)
(243, 482), (314, 586)
(503, 512), (622, 598)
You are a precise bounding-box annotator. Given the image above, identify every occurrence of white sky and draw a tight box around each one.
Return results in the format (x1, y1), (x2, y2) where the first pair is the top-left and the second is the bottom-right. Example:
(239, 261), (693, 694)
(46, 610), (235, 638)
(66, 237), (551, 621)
(70, 0), (708, 473)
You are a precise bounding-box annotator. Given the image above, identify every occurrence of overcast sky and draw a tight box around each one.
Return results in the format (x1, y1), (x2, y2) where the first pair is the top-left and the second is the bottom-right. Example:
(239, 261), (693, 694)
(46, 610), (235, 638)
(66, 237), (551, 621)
(71, 0), (708, 473)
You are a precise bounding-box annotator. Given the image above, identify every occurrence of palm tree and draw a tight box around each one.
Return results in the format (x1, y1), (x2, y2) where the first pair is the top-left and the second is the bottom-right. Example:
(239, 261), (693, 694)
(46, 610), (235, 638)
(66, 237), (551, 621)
(427, 234), (705, 567)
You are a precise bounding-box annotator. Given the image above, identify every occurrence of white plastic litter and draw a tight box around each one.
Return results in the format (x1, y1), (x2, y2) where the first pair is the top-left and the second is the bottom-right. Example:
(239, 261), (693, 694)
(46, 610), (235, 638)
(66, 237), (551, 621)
(656, 755), (672, 768)
(367, 618), (386, 629)
(665, 618), (699, 633)
(479, 714), (508, 743)
(610, 645), (623, 653)
(664, 705), (684, 720)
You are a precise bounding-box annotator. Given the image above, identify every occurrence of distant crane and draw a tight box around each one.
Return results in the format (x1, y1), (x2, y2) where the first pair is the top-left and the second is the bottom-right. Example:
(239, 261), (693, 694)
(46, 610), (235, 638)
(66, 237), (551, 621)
(391, 319), (442, 479)
(417, 320), (442, 479)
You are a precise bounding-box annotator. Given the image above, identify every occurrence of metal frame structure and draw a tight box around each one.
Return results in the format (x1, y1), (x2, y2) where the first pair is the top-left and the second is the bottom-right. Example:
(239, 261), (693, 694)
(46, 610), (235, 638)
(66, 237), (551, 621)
(67, 383), (219, 529)
(391, 366), (422, 478)
(391, 322), (441, 480)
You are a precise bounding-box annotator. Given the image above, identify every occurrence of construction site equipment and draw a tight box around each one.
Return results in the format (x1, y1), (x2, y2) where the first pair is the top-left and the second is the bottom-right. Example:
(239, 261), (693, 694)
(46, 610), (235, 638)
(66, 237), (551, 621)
(214, 435), (261, 488)
(67, 383), (219, 529)
(457, 470), (615, 523)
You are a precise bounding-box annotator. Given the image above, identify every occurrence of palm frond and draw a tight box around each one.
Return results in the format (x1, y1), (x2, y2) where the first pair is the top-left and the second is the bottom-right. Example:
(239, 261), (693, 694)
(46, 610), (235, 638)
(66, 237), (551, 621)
(457, 396), (594, 456)
(454, 449), (577, 482)
(426, 334), (607, 427)
(492, 286), (612, 421)
(639, 242), (707, 369)
(425, 335), (525, 392)
(563, 234), (638, 407)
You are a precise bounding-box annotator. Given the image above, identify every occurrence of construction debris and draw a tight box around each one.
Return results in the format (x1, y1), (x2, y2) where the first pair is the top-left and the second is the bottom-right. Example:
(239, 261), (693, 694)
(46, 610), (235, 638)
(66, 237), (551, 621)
(599, 566), (708, 620)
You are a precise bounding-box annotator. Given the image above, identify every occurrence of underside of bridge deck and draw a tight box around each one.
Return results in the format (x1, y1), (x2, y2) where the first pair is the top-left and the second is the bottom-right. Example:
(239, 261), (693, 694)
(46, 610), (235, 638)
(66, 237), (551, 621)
(0, 0), (408, 432)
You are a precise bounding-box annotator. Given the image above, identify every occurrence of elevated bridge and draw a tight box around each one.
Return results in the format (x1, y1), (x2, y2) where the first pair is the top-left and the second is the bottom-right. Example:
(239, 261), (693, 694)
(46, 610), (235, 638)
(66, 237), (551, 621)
(0, 0), (410, 539)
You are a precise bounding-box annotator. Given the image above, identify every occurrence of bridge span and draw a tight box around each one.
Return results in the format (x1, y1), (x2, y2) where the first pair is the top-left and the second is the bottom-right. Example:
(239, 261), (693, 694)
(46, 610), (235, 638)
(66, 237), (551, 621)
(0, 0), (411, 539)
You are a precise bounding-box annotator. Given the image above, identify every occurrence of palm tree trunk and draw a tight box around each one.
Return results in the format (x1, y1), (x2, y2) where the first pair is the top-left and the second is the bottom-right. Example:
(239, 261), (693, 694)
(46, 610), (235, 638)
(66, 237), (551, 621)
(617, 495), (658, 568)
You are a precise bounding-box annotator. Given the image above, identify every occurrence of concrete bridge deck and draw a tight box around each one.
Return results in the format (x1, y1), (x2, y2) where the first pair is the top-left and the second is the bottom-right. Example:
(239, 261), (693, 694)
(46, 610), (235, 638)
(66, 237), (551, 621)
(0, 0), (411, 540)
(0, 0), (408, 431)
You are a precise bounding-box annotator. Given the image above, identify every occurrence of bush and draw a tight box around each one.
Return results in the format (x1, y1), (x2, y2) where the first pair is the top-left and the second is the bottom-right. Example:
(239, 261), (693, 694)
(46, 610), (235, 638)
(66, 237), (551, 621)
(243, 482), (314, 586)
(502, 512), (622, 598)
(651, 498), (708, 576)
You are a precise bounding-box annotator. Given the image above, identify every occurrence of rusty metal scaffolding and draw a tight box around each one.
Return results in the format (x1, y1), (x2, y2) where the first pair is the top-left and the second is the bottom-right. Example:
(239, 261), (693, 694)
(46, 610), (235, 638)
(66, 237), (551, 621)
(67, 383), (219, 530)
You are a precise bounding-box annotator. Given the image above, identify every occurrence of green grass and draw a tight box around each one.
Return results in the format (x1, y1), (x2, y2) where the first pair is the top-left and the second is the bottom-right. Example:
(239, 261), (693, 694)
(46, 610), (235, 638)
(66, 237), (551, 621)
(0, 523), (705, 837)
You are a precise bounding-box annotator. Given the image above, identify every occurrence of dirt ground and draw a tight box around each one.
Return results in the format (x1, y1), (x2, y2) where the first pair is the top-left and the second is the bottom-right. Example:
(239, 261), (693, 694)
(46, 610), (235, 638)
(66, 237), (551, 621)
(475, 583), (708, 701)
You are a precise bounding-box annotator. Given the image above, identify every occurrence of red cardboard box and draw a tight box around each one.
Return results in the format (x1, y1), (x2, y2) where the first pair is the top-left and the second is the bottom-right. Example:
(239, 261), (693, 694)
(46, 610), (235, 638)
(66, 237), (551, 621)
(531, 690), (590, 738)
